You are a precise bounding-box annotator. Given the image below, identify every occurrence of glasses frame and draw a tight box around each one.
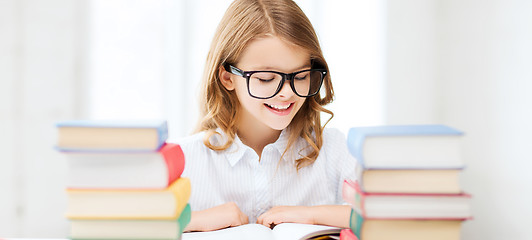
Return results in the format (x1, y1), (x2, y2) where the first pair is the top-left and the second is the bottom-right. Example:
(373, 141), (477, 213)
(223, 63), (327, 99)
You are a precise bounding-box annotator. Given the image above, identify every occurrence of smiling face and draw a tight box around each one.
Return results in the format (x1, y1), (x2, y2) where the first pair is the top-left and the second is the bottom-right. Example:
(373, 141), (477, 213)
(220, 35), (310, 134)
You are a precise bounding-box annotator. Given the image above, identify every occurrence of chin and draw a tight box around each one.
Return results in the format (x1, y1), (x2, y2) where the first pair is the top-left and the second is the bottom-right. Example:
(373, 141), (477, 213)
(267, 121), (291, 131)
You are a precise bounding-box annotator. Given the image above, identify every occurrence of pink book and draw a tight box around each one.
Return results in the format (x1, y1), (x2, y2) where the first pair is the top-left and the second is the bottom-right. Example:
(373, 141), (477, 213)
(340, 228), (358, 240)
(342, 179), (472, 220)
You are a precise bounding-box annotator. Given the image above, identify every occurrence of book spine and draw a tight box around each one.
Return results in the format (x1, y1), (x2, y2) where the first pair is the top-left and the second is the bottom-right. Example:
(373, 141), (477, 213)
(347, 128), (367, 168)
(349, 209), (364, 239)
(340, 228), (359, 240)
(168, 178), (192, 218)
(157, 121), (169, 149)
(178, 204), (192, 233)
(342, 180), (367, 218)
(159, 143), (185, 186)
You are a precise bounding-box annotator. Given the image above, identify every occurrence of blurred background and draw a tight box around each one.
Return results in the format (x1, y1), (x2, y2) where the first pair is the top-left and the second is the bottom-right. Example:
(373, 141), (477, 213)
(1, 0), (531, 238)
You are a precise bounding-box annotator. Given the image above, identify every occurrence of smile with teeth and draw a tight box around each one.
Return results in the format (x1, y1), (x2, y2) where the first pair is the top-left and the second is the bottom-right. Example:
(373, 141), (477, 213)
(265, 103), (292, 110)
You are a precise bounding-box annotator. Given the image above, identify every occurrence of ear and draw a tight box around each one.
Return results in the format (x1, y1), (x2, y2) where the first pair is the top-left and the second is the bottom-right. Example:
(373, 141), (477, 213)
(219, 66), (235, 91)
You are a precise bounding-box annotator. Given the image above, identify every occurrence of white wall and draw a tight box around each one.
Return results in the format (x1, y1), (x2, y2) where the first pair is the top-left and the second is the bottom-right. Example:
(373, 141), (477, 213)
(0, 0), (385, 237)
(0, 0), (86, 237)
(385, 0), (439, 124)
(386, 0), (532, 239)
(440, 1), (532, 239)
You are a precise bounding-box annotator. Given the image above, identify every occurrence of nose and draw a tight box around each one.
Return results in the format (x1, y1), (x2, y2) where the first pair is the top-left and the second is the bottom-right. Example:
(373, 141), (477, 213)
(277, 80), (294, 98)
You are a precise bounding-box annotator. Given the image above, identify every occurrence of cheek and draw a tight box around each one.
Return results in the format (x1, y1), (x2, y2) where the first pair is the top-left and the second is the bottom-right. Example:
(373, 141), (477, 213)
(234, 84), (263, 110)
(295, 98), (307, 112)
(232, 80), (250, 102)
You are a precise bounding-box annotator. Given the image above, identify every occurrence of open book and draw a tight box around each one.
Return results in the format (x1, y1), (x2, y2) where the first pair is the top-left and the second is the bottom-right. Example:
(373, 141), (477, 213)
(182, 223), (341, 240)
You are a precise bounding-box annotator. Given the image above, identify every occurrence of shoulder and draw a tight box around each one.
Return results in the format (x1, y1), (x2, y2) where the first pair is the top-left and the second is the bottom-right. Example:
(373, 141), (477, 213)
(319, 127), (354, 166)
(173, 132), (216, 177)
(175, 131), (205, 149)
(176, 131), (206, 147)
(321, 127), (347, 149)
(174, 131), (209, 159)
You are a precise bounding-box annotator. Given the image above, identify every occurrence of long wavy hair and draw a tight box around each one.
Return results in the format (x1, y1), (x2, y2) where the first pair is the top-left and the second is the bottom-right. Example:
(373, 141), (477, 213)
(195, 0), (334, 170)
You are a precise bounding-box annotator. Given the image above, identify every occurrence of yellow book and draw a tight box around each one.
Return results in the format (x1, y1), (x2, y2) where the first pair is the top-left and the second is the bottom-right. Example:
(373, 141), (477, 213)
(66, 177), (190, 220)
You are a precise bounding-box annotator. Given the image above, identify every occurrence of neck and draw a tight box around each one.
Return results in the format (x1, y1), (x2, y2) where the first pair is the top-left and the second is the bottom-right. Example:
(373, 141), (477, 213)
(236, 122), (281, 158)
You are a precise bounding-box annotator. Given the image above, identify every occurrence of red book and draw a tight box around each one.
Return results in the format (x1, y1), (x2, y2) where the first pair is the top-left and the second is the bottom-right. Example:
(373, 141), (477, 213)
(65, 143), (185, 189)
(342, 179), (472, 220)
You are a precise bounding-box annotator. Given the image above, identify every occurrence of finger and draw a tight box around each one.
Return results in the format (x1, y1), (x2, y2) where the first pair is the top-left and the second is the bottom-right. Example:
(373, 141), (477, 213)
(262, 213), (282, 228)
(240, 211), (249, 224)
(256, 209), (270, 224)
(257, 213), (272, 227)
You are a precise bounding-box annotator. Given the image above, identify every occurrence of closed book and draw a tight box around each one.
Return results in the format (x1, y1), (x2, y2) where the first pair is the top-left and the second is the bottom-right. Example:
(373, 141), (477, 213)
(349, 209), (462, 240)
(340, 228), (358, 240)
(356, 168), (461, 194)
(66, 177), (191, 219)
(342, 180), (472, 219)
(56, 120), (168, 151)
(347, 125), (464, 169)
(66, 143), (185, 189)
(70, 204), (191, 240)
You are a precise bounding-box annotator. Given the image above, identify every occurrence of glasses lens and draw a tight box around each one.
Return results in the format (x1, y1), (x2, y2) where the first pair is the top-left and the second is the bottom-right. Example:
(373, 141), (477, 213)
(293, 70), (323, 96)
(248, 72), (283, 98)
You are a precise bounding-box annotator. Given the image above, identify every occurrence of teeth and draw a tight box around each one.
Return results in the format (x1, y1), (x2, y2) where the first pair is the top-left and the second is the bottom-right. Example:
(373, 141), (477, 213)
(267, 103), (291, 110)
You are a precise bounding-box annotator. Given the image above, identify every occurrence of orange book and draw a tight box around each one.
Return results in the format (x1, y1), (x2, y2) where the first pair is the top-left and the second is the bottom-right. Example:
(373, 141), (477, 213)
(356, 169), (461, 194)
(56, 120), (168, 151)
(66, 177), (190, 220)
(348, 209), (462, 240)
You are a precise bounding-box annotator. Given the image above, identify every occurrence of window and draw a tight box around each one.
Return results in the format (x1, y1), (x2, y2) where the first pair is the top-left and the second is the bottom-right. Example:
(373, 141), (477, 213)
(87, 0), (386, 139)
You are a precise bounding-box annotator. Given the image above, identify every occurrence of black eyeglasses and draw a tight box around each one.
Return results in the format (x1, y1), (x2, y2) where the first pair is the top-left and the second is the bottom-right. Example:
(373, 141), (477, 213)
(224, 63), (326, 99)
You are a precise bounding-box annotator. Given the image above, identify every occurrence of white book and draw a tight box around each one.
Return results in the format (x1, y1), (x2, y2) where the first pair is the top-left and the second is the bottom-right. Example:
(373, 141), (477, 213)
(347, 125), (464, 169)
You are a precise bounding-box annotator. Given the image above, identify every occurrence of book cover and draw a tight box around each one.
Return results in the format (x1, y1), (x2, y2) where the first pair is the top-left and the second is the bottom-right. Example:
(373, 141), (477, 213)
(70, 204), (191, 240)
(342, 180), (472, 220)
(56, 119), (168, 152)
(348, 209), (462, 240)
(66, 143), (185, 189)
(66, 177), (191, 220)
(347, 125), (464, 169)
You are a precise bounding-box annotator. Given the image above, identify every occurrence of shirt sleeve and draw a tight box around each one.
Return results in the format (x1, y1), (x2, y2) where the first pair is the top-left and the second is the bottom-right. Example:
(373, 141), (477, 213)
(323, 128), (358, 204)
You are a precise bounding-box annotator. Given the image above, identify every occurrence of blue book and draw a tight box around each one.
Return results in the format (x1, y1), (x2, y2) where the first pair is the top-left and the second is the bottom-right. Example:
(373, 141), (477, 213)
(56, 119), (168, 152)
(347, 125), (464, 169)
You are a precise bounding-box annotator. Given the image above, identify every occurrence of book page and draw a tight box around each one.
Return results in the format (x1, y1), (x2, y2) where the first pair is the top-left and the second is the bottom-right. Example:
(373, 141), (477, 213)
(272, 223), (341, 240)
(181, 224), (273, 240)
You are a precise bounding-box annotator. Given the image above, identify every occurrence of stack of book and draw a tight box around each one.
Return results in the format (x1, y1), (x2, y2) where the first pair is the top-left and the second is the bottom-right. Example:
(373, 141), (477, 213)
(341, 125), (472, 240)
(56, 120), (191, 240)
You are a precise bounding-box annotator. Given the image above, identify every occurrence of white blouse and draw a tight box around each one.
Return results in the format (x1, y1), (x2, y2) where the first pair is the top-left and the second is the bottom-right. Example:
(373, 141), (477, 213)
(176, 127), (356, 224)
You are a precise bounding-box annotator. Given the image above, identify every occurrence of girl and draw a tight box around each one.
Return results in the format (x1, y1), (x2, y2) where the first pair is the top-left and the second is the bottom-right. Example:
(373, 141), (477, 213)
(179, 0), (356, 232)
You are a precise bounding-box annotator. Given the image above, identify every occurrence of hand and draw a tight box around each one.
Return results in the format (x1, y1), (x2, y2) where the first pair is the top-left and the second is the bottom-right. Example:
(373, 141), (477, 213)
(184, 202), (249, 232)
(256, 206), (315, 228)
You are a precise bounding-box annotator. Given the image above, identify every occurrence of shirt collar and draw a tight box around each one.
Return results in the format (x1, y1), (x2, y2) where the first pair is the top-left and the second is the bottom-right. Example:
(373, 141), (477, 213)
(272, 128), (314, 163)
(214, 128), (298, 167)
(223, 132), (249, 167)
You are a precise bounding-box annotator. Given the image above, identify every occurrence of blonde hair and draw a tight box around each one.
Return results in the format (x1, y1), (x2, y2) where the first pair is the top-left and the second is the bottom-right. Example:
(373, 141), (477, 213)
(195, 0), (334, 169)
